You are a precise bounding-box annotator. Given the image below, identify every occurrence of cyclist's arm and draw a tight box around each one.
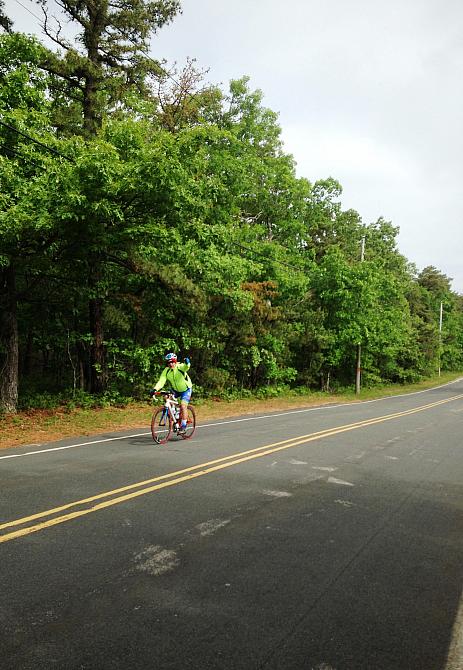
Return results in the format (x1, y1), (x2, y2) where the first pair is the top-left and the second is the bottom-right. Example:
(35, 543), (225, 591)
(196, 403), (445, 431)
(153, 367), (168, 391)
(178, 360), (190, 373)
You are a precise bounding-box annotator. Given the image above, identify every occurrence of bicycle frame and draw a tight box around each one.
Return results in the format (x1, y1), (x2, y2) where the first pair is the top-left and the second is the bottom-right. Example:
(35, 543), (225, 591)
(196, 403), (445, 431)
(159, 392), (181, 428)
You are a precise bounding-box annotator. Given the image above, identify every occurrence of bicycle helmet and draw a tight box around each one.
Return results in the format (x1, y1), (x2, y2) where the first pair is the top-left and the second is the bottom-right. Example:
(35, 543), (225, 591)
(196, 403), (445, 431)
(165, 352), (177, 363)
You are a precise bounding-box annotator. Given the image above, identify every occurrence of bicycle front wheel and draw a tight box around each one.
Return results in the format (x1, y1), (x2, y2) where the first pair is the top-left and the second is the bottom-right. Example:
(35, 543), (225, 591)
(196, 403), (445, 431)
(151, 407), (172, 444)
(179, 405), (196, 440)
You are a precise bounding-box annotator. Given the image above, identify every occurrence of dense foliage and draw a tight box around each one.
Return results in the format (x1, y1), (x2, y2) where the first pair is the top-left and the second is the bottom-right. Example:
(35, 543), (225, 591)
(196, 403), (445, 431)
(1, 12), (462, 413)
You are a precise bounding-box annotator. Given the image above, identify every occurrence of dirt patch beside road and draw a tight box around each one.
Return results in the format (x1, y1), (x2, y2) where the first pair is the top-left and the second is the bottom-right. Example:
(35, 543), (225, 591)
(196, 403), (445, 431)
(0, 394), (338, 451)
(3, 373), (461, 451)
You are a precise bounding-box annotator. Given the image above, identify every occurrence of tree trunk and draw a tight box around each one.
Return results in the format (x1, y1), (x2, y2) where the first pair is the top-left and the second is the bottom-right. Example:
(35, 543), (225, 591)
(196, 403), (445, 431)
(22, 328), (33, 376)
(89, 296), (106, 394)
(0, 265), (19, 413)
(83, 75), (100, 137)
(76, 339), (87, 390)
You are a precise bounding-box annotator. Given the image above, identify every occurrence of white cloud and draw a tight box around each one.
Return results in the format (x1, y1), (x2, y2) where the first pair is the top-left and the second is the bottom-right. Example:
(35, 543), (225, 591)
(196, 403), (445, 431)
(282, 126), (415, 182)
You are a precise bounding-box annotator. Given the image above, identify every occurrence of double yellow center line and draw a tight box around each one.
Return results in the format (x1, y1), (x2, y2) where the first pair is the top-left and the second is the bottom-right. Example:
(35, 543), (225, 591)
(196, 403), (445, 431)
(1, 393), (462, 544)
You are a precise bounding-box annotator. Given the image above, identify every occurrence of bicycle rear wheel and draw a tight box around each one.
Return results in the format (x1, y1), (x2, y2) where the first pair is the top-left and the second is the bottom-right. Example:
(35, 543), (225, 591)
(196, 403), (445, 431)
(179, 405), (196, 440)
(151, 407), (172, 444)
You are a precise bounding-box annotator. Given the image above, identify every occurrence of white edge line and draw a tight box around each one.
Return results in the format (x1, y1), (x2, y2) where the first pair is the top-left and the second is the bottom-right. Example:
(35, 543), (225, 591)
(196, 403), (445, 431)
(445, 589), (463, 670)
(1, 377), (462, 461)
(0, 432), (151, 459)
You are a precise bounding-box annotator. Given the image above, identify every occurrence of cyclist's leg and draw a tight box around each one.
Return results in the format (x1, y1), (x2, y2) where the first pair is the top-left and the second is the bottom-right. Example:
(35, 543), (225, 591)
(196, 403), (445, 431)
(176, 388), (192, 428)
(178, 405), (195, 439)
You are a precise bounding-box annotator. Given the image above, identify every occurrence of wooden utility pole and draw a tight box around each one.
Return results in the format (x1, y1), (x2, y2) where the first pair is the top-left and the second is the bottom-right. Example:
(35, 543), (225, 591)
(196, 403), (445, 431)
(355, 236), (365, 395)
(438, 301), (443, 377)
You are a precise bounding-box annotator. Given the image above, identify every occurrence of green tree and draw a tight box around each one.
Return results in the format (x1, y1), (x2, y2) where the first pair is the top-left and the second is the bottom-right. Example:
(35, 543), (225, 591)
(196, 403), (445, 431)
(0, 33), (65, 412)
(0, 0), (12, 33)
(413, 266), (462, 374)
(38, 0), (181, 136)
(34, 0), (181, 392)
(310, 247), (414, 388)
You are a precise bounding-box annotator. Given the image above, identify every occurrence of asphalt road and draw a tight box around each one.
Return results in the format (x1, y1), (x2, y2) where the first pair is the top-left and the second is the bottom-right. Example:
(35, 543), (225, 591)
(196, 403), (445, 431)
(1, 380), (463, 670)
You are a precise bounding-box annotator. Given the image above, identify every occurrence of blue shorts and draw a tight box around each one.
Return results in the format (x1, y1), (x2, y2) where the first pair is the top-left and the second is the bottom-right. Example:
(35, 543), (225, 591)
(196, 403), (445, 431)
(174, 388), (192, 404)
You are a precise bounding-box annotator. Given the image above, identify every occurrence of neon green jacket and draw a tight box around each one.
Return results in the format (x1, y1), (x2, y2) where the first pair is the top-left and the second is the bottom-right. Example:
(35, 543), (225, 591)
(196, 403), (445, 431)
(153, 361), (192, 392)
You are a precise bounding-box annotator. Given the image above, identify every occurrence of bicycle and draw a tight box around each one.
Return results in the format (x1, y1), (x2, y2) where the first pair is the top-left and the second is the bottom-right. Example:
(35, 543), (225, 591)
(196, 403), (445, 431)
(151, 391), (196, 444)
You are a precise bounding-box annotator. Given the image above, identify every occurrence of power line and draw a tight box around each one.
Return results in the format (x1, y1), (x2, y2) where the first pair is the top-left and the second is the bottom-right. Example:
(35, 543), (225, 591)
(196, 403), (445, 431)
(11, 0), (203, 111)
(0, 142), (42, 166)
(7, 2), (83, 103)
(11, 0), (182, 88)
(12, 0), (43, 22)
(0, 119), (74, 162)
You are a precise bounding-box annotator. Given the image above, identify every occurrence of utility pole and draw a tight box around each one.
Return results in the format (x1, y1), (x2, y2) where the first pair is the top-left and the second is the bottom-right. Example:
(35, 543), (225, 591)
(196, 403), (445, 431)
(355, 236), (365, 395)
(438, 301), (443, 377)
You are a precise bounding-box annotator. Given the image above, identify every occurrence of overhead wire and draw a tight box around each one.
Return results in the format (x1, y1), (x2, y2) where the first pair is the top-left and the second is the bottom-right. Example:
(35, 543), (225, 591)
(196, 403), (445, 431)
(0, 142), (43, 166)
(6, 1), (82, 104)
(4, 0), (203, 162)
(0, 119), (74, 162)
(11, 0), (42, 21)
(11, 0), (185, 92)
(6, 0), (308, 281)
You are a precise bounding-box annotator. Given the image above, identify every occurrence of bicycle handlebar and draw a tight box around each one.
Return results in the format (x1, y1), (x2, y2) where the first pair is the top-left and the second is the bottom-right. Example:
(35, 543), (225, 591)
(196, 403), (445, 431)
(150, 390), (176, 399)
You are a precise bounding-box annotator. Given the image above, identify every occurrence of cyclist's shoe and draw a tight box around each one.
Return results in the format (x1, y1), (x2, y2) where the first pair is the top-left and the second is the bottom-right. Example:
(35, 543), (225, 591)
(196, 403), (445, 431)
(178, 420), (187, 435)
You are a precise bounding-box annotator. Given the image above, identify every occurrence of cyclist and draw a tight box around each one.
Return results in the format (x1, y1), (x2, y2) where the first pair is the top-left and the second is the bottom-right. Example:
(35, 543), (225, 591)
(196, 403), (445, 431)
(150, 353), (193, 432)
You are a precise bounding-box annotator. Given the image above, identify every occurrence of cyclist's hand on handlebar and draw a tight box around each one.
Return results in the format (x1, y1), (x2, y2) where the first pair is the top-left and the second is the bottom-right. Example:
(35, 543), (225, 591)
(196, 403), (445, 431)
(149, 389), (160, 397)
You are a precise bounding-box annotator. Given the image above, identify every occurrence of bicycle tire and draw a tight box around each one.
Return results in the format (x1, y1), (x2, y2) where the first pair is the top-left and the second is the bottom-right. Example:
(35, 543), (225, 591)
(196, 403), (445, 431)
(151, 407), (172, 444)
(179, 405), (196, 440)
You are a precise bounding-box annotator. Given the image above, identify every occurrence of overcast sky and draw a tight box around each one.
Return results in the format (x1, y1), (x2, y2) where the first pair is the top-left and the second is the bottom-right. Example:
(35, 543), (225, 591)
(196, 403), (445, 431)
(5, 0), (463, 293)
